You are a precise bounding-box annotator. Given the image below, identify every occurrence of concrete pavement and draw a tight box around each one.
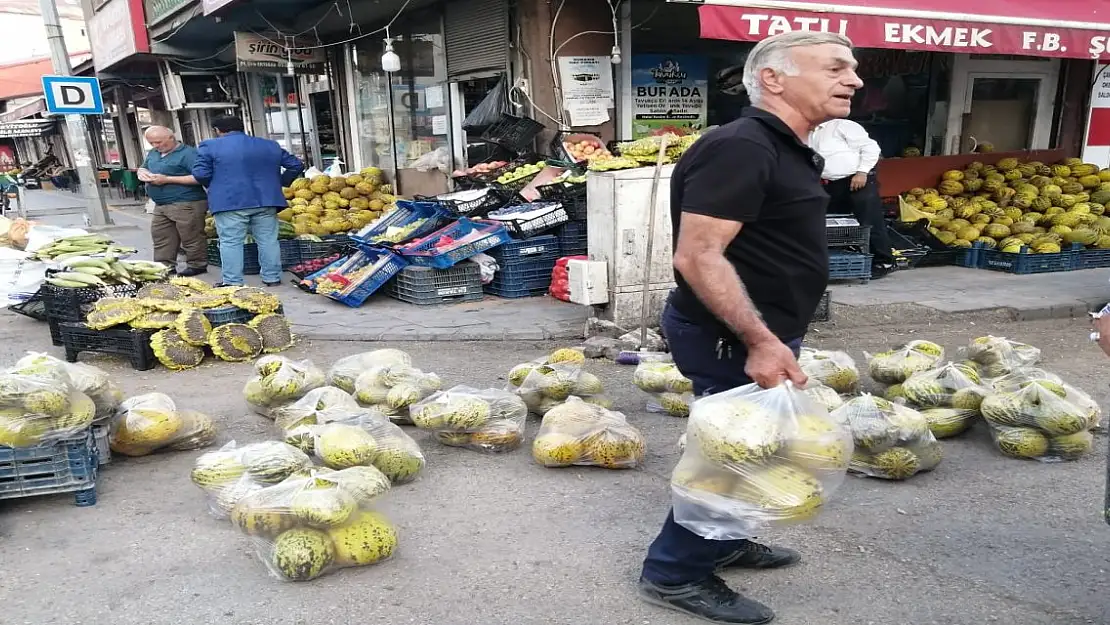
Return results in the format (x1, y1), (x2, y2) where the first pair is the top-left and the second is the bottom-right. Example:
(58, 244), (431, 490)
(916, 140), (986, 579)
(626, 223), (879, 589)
(0, 310), (1107, 625)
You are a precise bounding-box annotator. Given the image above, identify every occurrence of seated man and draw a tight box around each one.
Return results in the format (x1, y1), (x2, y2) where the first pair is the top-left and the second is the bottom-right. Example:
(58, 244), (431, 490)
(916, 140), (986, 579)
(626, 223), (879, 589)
(810, 118), (895, 278)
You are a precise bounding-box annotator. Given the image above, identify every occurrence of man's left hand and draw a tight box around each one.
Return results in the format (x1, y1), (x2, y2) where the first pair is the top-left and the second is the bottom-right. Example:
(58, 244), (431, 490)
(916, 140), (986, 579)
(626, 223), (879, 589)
(850, 172), (868, 191)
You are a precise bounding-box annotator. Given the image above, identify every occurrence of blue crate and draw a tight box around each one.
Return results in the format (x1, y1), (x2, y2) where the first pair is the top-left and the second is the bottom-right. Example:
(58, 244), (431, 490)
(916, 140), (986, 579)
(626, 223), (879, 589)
(326, 248), (408, 307)
(485, 257), (557, 298)
(555, 221), (588, 256)
(202, 303), (285, 327)
(0, 429), (98, 506)
(355, 200), (450, 247)
(977, 243), (1080, 274)
(828, 251), (872, 281)
(1077, 249), (1110, 270)
(399, 218), (512, 269)
(488, 235), (561, 262)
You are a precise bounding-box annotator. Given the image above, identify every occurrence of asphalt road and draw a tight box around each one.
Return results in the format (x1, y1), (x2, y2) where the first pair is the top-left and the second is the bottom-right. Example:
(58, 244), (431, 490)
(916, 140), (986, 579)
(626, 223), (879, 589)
(0, 310), (1107, 625)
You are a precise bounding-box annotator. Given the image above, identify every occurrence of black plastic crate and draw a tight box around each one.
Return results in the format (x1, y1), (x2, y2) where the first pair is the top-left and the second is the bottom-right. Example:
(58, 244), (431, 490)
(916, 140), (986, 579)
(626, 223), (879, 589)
(203, 303), (285, 327)
(430, 187), (514, 218)
(297, 239), (341, 263)
(48, 319), (62, 347)
(41, 282), (140, 323)
(208, 239), (262, 275)
(487, 202), (569, 238)
(59, 322), (156, 371)
(385, 263), (484, 306)
(555, 221), (588, 256)
(481, 114), (545, 153)
(825, 218), (871, 249)
(489, 235), (561, 262)
(536, 183), (587, 220)
(280, 239), (301, 268)
(812, 291), (830, 323)
(0, 429), (97, 506)
(9, 290), (48, 322)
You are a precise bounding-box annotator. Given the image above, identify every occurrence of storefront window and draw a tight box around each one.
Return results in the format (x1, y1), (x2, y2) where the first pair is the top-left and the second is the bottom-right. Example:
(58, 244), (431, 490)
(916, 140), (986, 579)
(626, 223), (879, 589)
(256, 75), (310, 162)
(352, 11), (451, 179)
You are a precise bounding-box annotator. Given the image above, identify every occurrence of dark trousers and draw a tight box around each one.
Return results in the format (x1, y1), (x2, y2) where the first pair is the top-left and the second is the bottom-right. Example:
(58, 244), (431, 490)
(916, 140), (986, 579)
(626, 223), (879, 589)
(641, 299), (803, 585)
(825, 173), (895, 264)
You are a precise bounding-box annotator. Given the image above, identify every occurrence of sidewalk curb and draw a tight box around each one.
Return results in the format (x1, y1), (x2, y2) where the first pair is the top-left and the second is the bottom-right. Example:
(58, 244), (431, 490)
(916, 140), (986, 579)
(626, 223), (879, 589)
(294, 325), (586, 342)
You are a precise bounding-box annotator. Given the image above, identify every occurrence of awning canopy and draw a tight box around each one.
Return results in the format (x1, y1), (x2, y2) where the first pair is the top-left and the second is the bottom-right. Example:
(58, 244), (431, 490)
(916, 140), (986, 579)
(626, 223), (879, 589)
(0, 119), (56, 139)
(690, 0), (1110, 60)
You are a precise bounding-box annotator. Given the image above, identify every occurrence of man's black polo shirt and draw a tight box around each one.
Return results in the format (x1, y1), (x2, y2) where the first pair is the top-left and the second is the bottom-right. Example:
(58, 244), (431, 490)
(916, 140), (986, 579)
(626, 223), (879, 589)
(669, 107), (829, 342)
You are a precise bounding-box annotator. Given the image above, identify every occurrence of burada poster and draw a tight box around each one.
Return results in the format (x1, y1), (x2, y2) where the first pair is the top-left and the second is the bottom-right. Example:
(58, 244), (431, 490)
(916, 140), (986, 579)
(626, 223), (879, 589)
(630, 54), (707, 138)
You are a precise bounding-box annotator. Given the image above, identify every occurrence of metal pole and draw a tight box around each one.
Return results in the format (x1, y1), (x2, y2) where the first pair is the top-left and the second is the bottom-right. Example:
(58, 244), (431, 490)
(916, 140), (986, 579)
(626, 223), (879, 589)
(276, 74), (293, 155)
(39, 0), (112, 226)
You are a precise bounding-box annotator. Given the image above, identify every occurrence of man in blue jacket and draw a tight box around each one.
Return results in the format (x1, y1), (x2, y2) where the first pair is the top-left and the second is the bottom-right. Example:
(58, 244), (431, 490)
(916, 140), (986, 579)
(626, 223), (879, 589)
(192, 115), (304, 287)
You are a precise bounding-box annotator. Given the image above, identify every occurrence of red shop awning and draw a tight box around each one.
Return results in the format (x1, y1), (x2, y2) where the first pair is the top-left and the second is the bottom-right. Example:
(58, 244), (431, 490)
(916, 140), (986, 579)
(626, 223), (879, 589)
(693, 0), (1110, 60)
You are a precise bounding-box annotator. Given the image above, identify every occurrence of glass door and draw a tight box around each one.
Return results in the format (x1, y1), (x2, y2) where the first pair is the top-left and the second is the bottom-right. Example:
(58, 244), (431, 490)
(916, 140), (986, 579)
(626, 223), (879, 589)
(944, 57), (1059, 155)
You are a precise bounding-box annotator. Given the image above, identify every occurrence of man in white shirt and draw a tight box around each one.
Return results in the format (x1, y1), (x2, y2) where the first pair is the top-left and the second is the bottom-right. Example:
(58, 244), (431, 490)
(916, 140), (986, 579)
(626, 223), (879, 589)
(810, 118), (895, 277)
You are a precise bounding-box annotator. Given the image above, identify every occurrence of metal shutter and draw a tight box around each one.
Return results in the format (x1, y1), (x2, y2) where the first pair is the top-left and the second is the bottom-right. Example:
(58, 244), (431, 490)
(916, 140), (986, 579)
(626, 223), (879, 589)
(445, 0), (509, 78)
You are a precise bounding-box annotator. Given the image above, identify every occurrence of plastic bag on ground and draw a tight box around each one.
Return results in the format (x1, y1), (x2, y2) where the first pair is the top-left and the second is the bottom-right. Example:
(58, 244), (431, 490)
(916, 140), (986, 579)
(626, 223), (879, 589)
(671, 382), (853, 540)
(411, 385), (528, 453)
(832, 394), (941, 480)
(327, 349), (413, 393)
(190, 440), (313, 518)
(798, 348), (860, 394)
(961, 335), (1041, 378)
(631, 355), (694, 417)
(509, 352), (609, 416)
(271, 386), (360, 431)
(352, 365), (442, 424)
(243, 356), (326, 415)
(981, 381), (1097, 461)
(531, 396), (645, 469)
(803, 383), (844, 412)
(866, 340), (945, 384)
(283, 408), (425, 484)
(900, 362), (990, 415)
(109, 392), (217, 456)
(0, 363), (93, 448)
(12, 352), (122, 419)
(231, 469), (398, 582)
(989, 368), (1102, 430)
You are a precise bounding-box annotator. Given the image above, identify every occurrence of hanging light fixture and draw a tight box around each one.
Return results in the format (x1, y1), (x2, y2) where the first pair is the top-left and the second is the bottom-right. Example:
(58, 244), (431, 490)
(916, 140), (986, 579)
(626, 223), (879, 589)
(381, 27), (401, 72)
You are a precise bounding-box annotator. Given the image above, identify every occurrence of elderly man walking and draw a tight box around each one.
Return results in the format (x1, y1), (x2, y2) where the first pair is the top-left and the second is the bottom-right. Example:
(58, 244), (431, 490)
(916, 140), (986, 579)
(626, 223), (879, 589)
(139, 126), (208, 276)
(636, 31), (863, 624)
(192, 115), (304, 287)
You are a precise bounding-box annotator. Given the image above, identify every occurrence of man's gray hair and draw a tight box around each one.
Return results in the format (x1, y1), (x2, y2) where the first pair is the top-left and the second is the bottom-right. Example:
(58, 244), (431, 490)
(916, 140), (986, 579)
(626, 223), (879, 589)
(742, 31), (853, 104)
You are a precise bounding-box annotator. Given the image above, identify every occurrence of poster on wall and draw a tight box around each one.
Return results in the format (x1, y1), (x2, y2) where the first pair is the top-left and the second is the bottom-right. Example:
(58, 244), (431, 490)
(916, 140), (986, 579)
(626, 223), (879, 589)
(557, 56), (614, 127)
(630, 54), (707, 138)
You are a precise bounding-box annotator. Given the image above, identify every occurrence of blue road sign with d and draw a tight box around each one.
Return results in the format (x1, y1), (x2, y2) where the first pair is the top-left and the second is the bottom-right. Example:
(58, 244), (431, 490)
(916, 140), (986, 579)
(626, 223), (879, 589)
(42, 76), (105, 115)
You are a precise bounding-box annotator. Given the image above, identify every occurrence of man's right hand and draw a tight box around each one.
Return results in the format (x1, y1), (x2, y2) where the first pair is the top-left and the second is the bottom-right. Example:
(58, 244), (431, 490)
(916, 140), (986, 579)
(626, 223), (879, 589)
(745, 337), (808, 389)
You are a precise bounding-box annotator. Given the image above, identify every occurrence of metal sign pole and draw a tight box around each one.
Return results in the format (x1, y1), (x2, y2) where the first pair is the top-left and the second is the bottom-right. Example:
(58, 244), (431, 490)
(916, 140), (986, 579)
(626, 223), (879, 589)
(39, 0), (112, 226)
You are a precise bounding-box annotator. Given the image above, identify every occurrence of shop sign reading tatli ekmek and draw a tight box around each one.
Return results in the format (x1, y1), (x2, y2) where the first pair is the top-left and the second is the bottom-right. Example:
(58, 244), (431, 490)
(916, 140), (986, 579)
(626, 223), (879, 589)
(699, 6), (1110, 60)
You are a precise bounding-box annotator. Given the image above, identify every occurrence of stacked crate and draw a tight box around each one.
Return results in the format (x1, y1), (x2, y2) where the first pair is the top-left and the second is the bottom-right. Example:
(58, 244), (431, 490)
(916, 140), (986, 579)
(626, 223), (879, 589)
(826, 217), (872, 283)
(552, 184), (588, 257)
(485, 235), (562, 298)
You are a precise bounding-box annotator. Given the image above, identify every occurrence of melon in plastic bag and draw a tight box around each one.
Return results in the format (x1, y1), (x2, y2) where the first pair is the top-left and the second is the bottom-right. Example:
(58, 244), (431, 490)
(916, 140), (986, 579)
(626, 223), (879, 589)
(831, 394), (940, 480)
(326, 349), (413, 393)
(411, 385), (528, 453)
(981, 381), (1097, 461)
(352, 365), (441, 425)
(0, 362), (86, 448)
(866, 340), (944, 384)
(284, 408), (426, 484)
(511, 360), (610, 416)
(109, 392), (217, 456)
(232, 469), (398, 582)
(189, 440), (311, 518)
(271, 386), (360, 431)
(671, 382), (852, 540)
(531, 396), (645, 469)
(989, 368), (1102, 430)
(12, 352), (122, 420)
(803, 382), (844, 412)
(798, 348), (860, 394)
(631, 355), (694, 417)
(243, 356), (326, 415)
(900, 362), (989, 413)
(961, 335), (1041, 377)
